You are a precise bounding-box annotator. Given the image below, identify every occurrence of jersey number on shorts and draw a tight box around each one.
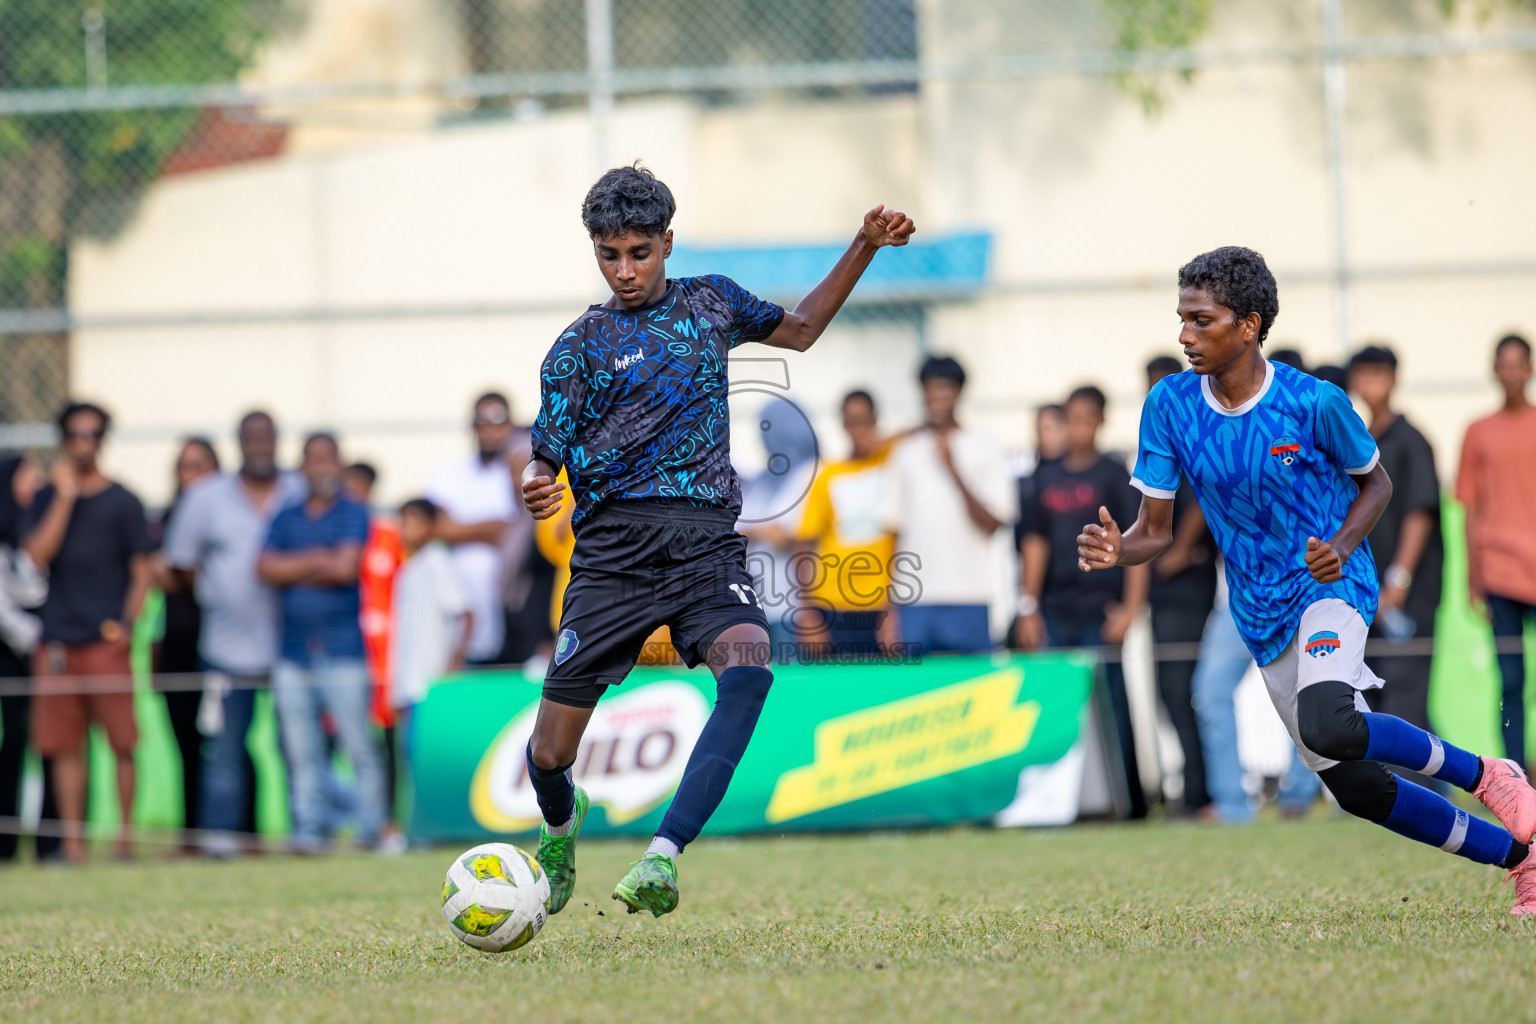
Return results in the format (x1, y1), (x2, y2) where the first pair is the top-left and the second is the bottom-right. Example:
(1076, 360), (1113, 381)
(728, 583), (763, 608)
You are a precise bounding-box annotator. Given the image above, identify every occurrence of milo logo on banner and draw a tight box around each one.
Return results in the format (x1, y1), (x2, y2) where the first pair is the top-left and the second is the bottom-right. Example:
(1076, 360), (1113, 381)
(469, 682), (709, 832)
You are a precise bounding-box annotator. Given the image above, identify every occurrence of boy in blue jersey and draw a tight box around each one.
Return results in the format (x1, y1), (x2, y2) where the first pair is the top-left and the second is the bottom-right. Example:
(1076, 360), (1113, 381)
(1078, 246), (1536, 914)
(519, 164), (915, 918)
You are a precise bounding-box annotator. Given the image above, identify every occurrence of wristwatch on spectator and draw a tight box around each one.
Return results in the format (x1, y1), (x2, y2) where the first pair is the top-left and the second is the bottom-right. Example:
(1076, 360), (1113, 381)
(1384, 565), (1412, 591)
(1016, 593), (1040, 618)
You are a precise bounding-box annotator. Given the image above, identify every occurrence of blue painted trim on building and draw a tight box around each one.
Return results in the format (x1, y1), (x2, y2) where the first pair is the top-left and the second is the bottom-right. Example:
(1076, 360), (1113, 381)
(669, 231), (991, 300)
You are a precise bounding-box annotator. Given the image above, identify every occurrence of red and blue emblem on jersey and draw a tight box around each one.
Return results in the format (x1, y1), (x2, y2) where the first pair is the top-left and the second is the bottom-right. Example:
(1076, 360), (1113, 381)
(1270, 436), (1301, 466)
(1305, 630), (1341, 658)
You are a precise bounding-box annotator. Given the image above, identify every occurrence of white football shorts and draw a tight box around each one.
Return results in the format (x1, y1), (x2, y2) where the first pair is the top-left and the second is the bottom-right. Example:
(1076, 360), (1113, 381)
(1258, 598), (1385, 771)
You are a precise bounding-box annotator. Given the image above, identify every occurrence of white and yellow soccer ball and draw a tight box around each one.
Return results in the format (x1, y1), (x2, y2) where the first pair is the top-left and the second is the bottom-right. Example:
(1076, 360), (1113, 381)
(440, 842), (550, 953)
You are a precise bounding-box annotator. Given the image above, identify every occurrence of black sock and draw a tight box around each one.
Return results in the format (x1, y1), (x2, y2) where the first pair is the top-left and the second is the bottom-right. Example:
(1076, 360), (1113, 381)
(1469, 758), (1485, 793)
(525, 741), (575, 827)
(1503, 841), (1529, 871)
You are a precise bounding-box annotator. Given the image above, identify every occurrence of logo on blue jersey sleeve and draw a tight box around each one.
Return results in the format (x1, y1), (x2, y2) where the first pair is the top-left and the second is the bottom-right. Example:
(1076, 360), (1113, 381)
(1269, 436), (1301, 466)
(1304, 630), (1341, 658)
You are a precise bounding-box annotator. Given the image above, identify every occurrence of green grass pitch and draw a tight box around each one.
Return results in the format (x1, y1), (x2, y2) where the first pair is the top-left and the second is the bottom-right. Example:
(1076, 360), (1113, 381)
(4, 818), (1536, 1022)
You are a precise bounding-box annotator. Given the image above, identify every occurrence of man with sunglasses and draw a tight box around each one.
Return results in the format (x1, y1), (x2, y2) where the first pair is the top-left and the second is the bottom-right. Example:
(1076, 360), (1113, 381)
(426, 393), (519, 665)
(22, 401), (153, 862)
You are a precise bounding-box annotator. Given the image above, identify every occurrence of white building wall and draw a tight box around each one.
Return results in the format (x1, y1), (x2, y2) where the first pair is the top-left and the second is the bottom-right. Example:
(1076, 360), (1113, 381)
(69, 0), (1536, 506)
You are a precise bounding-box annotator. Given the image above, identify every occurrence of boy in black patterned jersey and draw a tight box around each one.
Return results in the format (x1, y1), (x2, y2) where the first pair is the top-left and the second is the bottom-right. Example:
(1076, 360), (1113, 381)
(520, 163), (914, 918)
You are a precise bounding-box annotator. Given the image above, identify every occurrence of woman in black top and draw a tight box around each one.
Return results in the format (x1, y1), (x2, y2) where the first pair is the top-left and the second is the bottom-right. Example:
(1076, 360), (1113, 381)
(150, 438), (220, 852)
(0, 454), (60, 862)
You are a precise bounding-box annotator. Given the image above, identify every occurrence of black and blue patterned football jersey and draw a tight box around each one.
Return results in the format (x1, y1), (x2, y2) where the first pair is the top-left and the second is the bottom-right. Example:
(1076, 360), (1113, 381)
(531, 275), (786, 531)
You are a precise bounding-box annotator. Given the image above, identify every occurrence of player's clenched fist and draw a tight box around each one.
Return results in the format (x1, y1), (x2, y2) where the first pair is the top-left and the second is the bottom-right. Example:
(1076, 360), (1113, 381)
(1305, 536), (1347, 584)
(520, 459), (565, 521)
(1077, 506), (1122, 572)
(861, 204), (916, 248)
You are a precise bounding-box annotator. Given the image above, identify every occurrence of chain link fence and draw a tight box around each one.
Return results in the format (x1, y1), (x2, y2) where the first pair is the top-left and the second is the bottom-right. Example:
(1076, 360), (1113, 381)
(2, 0), (1535, 454)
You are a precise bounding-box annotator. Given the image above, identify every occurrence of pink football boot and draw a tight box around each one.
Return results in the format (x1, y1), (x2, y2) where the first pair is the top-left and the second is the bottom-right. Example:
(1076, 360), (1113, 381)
(1507, 851), (1536, 916)
(1473, 757), (1536, 845)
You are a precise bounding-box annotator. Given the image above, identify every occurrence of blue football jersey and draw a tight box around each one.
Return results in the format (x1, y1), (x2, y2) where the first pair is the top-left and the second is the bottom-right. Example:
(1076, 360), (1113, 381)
(531, 275), (785, 531)
(1131, 360), (1381, 665)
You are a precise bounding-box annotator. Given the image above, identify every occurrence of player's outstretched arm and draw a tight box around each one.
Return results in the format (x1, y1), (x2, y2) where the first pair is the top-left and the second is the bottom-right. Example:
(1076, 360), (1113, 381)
(1305, 463), (1392, 583)
(762, 205), (916, 353)
(521, 457), (565, 521)
(1076, 497), (1175, 572)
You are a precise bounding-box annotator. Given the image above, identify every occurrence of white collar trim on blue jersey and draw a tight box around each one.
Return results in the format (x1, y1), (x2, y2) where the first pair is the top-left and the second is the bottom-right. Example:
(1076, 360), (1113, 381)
(1200, 359), (1274, 417)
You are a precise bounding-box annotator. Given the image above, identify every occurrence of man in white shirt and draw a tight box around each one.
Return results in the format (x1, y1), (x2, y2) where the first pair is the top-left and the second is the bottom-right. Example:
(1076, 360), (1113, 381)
(426, 393), (518, 664)
(886, 356), (1017, 654)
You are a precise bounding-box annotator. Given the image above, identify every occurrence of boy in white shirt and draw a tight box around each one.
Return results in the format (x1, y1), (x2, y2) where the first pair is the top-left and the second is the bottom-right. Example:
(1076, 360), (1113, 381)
(390, 499), (474, 751)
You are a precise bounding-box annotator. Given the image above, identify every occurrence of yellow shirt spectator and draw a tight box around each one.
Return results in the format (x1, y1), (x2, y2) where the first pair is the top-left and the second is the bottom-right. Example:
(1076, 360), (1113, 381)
(796, 446), (895, 611)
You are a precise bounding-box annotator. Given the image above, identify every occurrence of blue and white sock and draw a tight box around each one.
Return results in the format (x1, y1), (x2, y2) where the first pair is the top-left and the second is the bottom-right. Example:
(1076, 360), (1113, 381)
(1382, 777), (1516, 867)
(1363, 713), (1480, 790)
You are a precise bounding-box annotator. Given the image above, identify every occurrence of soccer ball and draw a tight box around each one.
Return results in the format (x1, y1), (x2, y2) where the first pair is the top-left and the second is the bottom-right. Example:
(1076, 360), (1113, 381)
(440, 842), (550, 953)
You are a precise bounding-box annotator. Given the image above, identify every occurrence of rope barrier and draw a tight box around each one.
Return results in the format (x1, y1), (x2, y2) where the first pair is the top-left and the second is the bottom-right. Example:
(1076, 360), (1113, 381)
(0, 634), (1524, 695)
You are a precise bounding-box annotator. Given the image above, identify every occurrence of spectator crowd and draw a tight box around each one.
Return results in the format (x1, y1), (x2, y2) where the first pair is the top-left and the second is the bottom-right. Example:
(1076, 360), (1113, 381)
(0, 335), (1531, 857)
(0, 393), (535, 861)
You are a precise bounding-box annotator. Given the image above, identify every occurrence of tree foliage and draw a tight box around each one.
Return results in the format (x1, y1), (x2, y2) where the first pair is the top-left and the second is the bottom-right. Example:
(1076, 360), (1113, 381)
(0, 0), (273, 307)
(1100, 0), (1213, 114)
(1440, 0), (1536, 16)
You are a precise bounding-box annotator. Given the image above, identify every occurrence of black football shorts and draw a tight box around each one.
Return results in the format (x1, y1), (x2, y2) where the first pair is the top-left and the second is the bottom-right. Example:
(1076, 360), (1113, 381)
(541, 499), (770, 708)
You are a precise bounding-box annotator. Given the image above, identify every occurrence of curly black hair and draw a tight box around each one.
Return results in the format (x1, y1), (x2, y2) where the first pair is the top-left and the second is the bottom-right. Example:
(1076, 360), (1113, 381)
(400, 497), (440, 522)
(581, 162), (676, 240)
(1497, 333), (1531, 361)
(1066, 384), (1107, 413)
(1347, 344), (1397, 372)
(918, 355), (966, 387)
(1177, 246), (1279, 345)
(56, 400), (111, 435)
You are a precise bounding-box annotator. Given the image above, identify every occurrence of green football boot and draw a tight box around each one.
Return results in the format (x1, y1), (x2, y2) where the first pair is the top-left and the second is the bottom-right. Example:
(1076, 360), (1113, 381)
(611, 852), (679, 918)
(534, 786), (589, 915)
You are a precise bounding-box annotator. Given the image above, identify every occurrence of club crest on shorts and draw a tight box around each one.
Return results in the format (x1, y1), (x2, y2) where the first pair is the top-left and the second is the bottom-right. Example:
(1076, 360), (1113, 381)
(1269, 436), (1301, 466)
(554, 629), (579, 665)
(1305, 630), (1341, 658)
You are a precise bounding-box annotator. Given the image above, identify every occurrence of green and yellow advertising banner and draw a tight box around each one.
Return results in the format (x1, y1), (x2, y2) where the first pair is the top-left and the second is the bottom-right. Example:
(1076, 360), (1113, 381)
(409, 652), (1095, 841)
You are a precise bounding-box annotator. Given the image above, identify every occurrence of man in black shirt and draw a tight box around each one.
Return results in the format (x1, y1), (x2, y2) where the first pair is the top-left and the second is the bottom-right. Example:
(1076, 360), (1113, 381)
(1348, 345), (1445, 786)
(1010, 403), (1067, 642)
(1142, 355), (1218, 816)
(1014, 404), (1067, 546)
(23, 402), (153, 862)
(1009, 403), (1067, 650)
(1017, 384), (1149, 816)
